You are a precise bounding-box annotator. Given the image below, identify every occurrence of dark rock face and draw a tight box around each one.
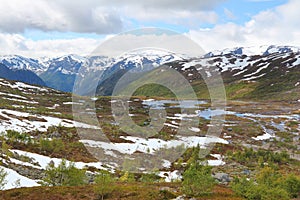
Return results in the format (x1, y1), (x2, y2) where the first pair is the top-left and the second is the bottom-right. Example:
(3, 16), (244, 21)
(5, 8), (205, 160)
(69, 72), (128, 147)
(0, 63), (46, 86)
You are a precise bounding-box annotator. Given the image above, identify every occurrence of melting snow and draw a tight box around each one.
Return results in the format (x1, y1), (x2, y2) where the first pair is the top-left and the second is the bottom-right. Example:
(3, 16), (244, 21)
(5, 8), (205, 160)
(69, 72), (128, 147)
(2, 97), (38, 104)
(10, 149), (109, 170)
(159, 170), (182, 182)
(0, 166), (40, 190)
(0, 109), (100, 133)
(0, 92), (27, 99)
(243, 64), (269, 78)
(0, 80), (48, 92)
(80, 135), (228, 155)
(63, 102), (83, 105)
(242, 73), (266, 81)
(188, 127), (200, 132)
(252, 133), (274, 141)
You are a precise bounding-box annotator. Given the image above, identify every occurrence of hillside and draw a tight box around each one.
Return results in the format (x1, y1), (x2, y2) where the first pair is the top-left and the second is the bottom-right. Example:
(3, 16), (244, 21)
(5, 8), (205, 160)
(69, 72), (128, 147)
(0, 46), (300, 199)
(0, 64), (46, 87)
(1, 45), (299, 99)
(128, 47), (300, 100)
(0, 76), (299, 199)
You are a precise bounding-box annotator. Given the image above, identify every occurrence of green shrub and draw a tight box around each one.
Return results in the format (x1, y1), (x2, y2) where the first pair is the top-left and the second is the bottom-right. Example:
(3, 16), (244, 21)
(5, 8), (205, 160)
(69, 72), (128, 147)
(228, 148), (290, 166)
(39, 138), (65, 154)
(6, 130), (32, 144)
(119, 171), (135, 183)
(43, 159), (86, 186)
(182, 162), (215, 197)
(281, 174), (300, 198)
(231, 166), (300, 200)
(39, 138), (53, 153)
(94, 170), (115, 200)
(0, 168), (7, 190)
(140, 172), (160, 183)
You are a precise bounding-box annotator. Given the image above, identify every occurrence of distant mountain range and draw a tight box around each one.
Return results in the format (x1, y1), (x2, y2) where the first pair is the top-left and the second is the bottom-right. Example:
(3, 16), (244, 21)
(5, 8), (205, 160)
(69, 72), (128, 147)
(0, 51), (184, 93)
(0, 63), (46, 87)
(204, 45), (300, 57)
(167, 46), (300, 100)
(0, 45), (299, 100)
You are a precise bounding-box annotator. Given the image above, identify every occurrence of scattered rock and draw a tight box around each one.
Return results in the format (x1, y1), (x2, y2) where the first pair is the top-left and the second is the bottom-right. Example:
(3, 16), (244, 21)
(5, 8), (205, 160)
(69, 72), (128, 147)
(242, 169), (251, 176)
(172, 195), (186, 200)
(213, 172), (230, 184)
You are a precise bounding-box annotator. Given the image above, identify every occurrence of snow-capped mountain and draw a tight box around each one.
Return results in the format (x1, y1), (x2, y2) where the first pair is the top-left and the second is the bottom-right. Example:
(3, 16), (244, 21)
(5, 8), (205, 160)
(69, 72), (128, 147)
(39, 55), (90, 92)
(0, 55), (48, 75)
(0, 63), (46, 86)
(94, 50), (185, 96)
(0, 45), (299, 96)
(45, 54), (87, 75)
(205, 45), (300, 57)
(100, 50), (184, 79)
(113, 50), (185, 69)
(161, 46), (300, 100)
(187, 49), (300, 74)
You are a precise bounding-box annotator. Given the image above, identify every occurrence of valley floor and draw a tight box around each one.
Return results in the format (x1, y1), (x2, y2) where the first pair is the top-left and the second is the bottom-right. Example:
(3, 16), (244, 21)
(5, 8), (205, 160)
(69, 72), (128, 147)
(0, 79), (299, 199)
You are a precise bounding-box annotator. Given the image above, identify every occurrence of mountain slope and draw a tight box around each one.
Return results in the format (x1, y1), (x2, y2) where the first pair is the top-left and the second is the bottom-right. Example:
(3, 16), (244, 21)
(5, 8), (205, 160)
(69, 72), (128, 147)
(0, 63), (46, 87)
(205, 45), (300, 57)
(39, 55), (87, 92)
(130, 48), (300, 100)
(0, 55), (48, 75)
(94, 51), (184, 96)
(0, 45), (299, 96)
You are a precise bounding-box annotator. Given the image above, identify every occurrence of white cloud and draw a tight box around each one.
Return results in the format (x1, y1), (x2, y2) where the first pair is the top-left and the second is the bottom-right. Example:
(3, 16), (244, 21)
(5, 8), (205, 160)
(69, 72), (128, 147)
(224, 8), (236, 20)
(186, 0), (300, 52)
(1, 0), (299, 57)
(123, 8), (218, 27)
(0, 33), (103, 58)
(91, 31), (205, 57)
(0, 30), (205, 58)
(0, 0), (225, 34)
(0, 0), (123, 34)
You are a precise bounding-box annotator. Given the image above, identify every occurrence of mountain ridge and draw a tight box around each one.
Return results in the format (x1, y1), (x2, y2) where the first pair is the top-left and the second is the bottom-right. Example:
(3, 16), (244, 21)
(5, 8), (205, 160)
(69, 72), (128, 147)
(0, 45), (299, 95)
(0, 63), (46, 87)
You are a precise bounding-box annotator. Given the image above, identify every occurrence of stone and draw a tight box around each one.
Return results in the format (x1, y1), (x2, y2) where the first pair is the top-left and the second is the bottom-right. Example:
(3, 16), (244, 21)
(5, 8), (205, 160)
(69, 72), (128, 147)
(213, 172), (230, 183)
(172, 195), (185, 200)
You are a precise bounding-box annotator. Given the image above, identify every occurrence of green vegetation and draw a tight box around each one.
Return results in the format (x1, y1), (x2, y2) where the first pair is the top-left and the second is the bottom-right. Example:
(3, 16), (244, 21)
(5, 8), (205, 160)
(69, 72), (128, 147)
(225, 81), (257, 99)
(119, 171), (135, 183)
(227, 148), (290, 167)
(231, 166), (300, 200)
(94, 170), (115, 200)
(42, 160), (86, 186)
(39, 138), (65, 154)
(5, 130), (32, 144)
(133, 83), (176, 98)
(0, 168), (7, 190)
(182, 162), (216, 197)
(139, 171), (160, 183)
(1, 129), (95, 162)
(181, 146), (216, 197)
(0, 76), (299, 200)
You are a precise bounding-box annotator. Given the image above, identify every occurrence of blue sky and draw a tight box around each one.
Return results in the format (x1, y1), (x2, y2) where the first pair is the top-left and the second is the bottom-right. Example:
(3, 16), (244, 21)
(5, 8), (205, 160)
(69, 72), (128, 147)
(22, 0), (289, 41)
(216, 0), (288, 25)
(0, 0), (298, 57)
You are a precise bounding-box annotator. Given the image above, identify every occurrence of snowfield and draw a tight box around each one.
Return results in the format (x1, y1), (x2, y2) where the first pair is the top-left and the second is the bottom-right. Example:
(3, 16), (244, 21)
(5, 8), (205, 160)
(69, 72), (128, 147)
(80, 135), (228, 156)
(0, 166), (40, 190)
(0, 109), (100, 133)
(9, 149), (109, 170)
